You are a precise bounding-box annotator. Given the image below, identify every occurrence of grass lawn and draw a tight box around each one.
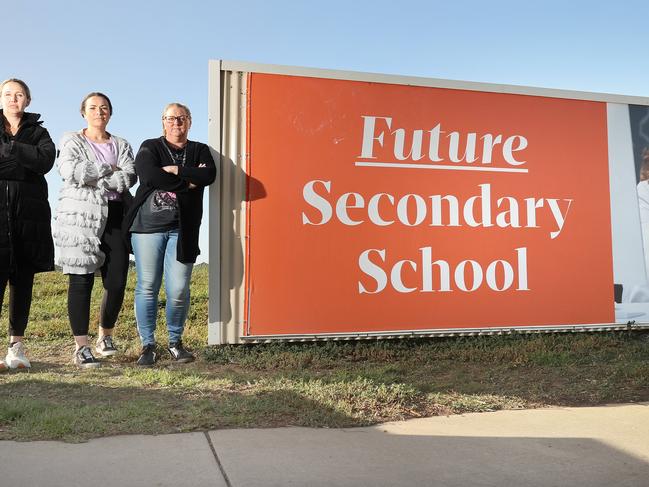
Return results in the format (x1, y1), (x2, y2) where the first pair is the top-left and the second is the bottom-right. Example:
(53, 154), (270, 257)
(0, 265), (647, 442)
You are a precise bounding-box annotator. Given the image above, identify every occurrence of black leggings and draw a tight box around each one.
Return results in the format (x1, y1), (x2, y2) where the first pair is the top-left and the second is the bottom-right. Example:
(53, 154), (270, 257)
(68, 201), (129, 336)
(0, 268), (35, 337)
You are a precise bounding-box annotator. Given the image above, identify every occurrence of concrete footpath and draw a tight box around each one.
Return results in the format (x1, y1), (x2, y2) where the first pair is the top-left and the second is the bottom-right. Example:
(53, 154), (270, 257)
(0, 404), (647, 487)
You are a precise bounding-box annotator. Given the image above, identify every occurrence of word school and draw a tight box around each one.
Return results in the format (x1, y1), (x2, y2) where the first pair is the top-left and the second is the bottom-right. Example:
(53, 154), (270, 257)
(358, 246), (529, 294)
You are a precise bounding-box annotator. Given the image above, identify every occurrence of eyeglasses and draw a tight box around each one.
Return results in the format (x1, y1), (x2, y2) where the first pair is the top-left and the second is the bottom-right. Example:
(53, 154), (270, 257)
(163, 115), (190, 124)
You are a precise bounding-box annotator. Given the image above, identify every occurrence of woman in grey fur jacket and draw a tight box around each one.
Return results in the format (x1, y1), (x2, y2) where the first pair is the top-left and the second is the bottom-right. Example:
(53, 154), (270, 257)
(53, 92), (136, 368)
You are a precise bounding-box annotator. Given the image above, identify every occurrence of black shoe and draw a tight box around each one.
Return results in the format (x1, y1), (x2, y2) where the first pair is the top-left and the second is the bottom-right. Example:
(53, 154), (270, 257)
(137, 344), (157, 366)
(168, 341), (195, 363)
(96, 336), (118, 357)
(74, 346), (101, 369)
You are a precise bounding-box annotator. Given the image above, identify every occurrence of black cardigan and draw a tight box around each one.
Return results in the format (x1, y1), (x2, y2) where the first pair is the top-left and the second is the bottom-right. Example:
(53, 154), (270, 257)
(0, 110), (55, 273)
(123, 137), (217, 263)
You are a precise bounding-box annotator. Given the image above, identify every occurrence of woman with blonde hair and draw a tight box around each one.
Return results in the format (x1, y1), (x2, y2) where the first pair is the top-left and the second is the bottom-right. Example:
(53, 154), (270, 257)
(0, 78), (55, 370)
(124, 102), (215, 366)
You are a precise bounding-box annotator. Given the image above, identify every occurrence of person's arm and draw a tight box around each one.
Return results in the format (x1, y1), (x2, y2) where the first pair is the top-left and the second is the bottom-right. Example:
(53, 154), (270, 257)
(0, 128), (55, 180)
(135, 140), (189, 192)
(102, 139), (137, 193)
(57, 134), (111, 186)
(177, 144), (217, 187)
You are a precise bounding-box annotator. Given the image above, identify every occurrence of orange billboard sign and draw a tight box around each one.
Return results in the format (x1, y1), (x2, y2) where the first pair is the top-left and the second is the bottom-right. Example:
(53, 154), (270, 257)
(244, 73), (614, 336)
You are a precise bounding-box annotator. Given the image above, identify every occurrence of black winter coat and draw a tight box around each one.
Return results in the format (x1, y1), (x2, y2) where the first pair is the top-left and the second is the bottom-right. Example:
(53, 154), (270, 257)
(0, 110), (55, 273)
(123, 137), (217, 263)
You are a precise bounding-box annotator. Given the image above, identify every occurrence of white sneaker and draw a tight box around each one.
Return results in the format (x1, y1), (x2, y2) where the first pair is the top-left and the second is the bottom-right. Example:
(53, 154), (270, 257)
(6, 342), (31, 369)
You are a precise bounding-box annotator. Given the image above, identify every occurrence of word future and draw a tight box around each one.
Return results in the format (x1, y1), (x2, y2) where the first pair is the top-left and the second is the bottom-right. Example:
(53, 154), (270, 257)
(358, 116), (528, 166)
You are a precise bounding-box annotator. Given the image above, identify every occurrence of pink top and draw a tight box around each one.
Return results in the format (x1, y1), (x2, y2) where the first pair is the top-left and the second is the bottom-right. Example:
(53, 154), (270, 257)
(85, 136), (121, 201)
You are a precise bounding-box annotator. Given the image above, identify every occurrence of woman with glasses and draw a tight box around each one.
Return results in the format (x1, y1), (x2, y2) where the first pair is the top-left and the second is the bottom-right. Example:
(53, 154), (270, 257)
(124, 103), (215, 366)
(54, 92), (136, 368)
(0, 78), (55, 370)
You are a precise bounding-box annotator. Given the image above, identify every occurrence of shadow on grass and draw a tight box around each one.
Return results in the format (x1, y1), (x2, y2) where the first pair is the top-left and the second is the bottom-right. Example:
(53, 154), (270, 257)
(0, 376), (360, 443)
(203, 332), (649, 407)
(1, 332), (647, 442)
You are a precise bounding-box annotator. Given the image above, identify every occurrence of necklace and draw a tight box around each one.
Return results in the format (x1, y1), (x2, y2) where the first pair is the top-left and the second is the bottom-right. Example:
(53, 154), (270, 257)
(162, 138), (186, 167)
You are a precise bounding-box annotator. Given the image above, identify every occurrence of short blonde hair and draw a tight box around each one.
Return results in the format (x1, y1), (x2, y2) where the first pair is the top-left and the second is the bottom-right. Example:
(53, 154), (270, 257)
(0, 78), (32, 103)
(161, 102), (192, 136)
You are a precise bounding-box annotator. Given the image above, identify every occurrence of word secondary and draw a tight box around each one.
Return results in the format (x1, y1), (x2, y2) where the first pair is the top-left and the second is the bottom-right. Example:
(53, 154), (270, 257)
(303, 181), (572, 240)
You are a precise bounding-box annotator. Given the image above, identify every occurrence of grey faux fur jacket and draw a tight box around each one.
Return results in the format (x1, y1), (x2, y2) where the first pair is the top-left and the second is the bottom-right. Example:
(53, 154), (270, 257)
(53, 131), (136, 274)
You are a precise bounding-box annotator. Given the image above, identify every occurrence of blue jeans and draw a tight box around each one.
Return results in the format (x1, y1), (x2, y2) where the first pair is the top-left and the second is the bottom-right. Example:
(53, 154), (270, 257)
(131, 231), (193, 346)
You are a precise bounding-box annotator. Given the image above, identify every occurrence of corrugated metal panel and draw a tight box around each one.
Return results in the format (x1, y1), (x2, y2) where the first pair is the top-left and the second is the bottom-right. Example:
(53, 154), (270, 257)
(208, 65), (248, 344)
(207, 60), (221, 344)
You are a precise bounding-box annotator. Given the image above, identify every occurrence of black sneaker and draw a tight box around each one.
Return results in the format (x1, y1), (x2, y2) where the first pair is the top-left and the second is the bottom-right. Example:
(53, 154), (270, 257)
(95, 336), (118, 357)
(137, 344), (157, 367)
(168, 341), (195, 363)
(74, 346), (101, 369)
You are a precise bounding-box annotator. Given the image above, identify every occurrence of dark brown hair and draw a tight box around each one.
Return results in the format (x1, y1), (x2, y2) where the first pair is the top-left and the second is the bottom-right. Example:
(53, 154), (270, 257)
(80, 92), (113, 116)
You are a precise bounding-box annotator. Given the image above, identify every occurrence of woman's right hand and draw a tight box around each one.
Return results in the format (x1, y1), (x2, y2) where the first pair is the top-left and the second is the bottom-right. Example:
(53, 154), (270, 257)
(188, 164), (207, 189)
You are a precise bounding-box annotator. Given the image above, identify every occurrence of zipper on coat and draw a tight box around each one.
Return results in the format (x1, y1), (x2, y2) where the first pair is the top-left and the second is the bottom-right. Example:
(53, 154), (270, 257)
(5, 182), (14, 271)
(5, 128), (20, 272)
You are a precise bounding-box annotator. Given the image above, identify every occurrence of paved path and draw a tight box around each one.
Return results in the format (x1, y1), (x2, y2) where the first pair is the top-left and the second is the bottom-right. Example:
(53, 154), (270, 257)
(1, 403), (647, 486)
